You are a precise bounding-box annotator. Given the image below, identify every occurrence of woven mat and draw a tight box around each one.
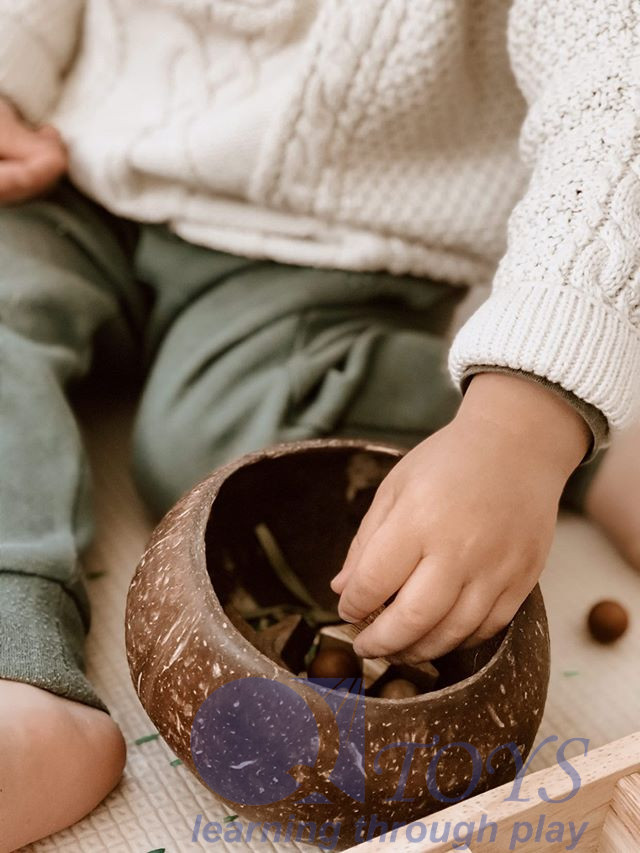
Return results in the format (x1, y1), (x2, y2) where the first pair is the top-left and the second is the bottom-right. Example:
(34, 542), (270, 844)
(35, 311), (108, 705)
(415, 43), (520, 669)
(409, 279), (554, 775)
(23, 392), (640, 853)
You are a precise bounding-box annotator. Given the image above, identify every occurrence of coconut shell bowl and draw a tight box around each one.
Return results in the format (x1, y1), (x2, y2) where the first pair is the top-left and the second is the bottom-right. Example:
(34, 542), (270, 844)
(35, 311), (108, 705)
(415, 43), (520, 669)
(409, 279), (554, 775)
(125, 439), (550, 848)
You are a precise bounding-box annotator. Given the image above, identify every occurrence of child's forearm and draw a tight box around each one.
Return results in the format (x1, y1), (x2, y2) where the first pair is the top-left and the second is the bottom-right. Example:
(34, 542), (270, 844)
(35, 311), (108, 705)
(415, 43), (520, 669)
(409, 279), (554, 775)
(457, 372), (591, 481)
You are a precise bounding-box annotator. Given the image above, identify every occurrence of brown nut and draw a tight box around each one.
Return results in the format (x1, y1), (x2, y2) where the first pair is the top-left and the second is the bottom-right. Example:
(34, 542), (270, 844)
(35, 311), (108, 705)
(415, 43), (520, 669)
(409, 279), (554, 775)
(587, 600), (629, 644)
(379, 678), (419, 699)
(308, 647), (361, 680)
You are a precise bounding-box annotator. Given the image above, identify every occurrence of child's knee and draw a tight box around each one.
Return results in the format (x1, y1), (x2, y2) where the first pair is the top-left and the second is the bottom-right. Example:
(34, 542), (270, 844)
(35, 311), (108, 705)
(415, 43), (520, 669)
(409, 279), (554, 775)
(131, 402), (243, 516)
(131, 410), (194, 517)
(131, 390), (297, 516)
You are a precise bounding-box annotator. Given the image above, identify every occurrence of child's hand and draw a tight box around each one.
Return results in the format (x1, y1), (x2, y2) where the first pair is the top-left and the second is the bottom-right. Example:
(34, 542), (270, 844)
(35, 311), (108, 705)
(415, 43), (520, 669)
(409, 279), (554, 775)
(0, 99), (67, 204)
(331, 373), (590, 662)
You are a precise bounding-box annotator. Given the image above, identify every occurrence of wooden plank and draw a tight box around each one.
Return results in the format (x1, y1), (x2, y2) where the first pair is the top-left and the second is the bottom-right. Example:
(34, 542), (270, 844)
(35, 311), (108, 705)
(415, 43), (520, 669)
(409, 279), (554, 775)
(346, 731), (640, 853)
(599, 772), (640, 853)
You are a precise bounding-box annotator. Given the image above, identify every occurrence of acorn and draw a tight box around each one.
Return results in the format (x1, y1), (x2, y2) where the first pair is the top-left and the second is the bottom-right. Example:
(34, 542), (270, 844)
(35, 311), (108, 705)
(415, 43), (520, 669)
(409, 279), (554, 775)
(587, 600), (629, 644)
(379, 678), (420, 700)
(308, 647), (361, 680)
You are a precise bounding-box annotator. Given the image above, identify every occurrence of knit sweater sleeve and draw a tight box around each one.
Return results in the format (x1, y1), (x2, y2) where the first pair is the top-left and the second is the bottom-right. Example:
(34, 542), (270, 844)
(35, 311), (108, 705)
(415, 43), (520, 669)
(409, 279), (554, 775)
(448, 0), (640, 430)
(0, 0), (84, 123)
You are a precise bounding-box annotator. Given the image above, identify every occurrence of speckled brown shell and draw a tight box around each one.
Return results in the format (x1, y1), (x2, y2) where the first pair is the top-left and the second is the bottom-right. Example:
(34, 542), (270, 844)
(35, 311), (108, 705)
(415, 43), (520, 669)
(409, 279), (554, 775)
(125, 439), (550, 848)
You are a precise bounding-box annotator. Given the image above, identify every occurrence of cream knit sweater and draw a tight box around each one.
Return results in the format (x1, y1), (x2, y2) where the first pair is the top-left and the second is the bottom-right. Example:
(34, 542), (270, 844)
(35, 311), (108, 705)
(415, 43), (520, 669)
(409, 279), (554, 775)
(2, 0), (640, 429)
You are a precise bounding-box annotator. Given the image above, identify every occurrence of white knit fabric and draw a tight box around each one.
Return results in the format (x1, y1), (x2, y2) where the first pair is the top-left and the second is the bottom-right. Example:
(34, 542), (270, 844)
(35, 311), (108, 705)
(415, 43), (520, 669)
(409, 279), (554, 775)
(1, 0), (640, 427)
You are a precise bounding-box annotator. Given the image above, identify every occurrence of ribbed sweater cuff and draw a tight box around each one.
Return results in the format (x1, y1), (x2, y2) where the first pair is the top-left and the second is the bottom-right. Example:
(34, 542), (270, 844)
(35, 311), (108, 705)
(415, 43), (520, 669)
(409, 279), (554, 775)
(0, 572), (107, 711)
(0, 14), (59, 122)
(448, 284), (640, 430)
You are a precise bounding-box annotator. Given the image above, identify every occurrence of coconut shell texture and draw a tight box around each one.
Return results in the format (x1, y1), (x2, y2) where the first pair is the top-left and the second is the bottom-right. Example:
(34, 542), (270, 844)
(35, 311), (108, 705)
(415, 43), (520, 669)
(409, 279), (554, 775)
(126, 439), (550, 848)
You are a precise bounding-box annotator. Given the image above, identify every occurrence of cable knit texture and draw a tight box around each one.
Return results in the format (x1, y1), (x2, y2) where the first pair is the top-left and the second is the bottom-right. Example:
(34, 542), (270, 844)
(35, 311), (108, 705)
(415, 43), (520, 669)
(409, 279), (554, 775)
(449, 1), (640, 429)
(1, 1), (640, 427)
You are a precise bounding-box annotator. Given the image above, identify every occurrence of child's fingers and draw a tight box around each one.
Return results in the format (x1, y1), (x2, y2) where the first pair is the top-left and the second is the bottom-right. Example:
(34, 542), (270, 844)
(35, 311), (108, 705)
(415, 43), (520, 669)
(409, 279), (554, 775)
(397, 581), (498, 662)
(336, 514), (422, 622)
(0, 133), (67, 202)
(37, 124), (64, 145)
(0, 111), (66, 184)
(25, 148), (67, 186)
(330, 483), (396, 594)
(460, 581), (533, 648)
(0, 113), (47, 156)
(351, 555), (463, 658)
(0, 160), (40, 203)
(0, 147), (67, 203)
(0, 106), (65, 176)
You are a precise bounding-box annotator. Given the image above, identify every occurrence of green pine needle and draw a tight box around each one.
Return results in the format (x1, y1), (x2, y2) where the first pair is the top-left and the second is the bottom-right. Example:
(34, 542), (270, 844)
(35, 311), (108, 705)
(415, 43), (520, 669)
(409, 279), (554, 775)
(134, 733), (160, 745)
(304, 641), (319, 670)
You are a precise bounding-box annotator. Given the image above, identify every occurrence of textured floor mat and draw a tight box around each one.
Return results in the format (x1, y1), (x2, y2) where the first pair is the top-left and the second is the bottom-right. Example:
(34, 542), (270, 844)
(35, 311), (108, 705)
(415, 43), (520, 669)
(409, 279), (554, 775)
(23, 392), (640, 852)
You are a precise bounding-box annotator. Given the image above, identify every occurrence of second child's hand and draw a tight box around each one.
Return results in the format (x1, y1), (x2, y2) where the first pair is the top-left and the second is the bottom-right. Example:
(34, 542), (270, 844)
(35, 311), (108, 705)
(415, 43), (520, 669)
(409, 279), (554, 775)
(0, 99), (68, 205)
(330, 373), (590, 662)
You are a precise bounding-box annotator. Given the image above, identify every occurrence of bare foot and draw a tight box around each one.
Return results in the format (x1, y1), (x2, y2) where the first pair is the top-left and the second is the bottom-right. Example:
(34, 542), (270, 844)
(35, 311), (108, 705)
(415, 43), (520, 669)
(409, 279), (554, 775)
(585, 421), (640, 571)
(0, 680), (126, 852)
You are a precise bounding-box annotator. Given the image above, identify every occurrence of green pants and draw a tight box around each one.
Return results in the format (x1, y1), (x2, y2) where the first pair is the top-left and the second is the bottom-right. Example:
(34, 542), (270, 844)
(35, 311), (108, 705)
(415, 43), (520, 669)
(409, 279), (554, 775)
(0, 183), (599, 711)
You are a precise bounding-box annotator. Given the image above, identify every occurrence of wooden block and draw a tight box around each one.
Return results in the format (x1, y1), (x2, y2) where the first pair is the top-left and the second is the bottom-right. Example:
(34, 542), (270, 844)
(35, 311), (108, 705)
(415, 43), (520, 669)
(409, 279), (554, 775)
(343, 731), (640, 852)
(599, 772), (640, 853)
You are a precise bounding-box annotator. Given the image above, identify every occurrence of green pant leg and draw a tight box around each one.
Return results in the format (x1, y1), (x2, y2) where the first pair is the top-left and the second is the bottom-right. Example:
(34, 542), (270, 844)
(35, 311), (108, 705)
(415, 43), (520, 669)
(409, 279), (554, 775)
(132, 227), (463, 516)
(561, 450), (607, 512)
(0, 183), (140, 710)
